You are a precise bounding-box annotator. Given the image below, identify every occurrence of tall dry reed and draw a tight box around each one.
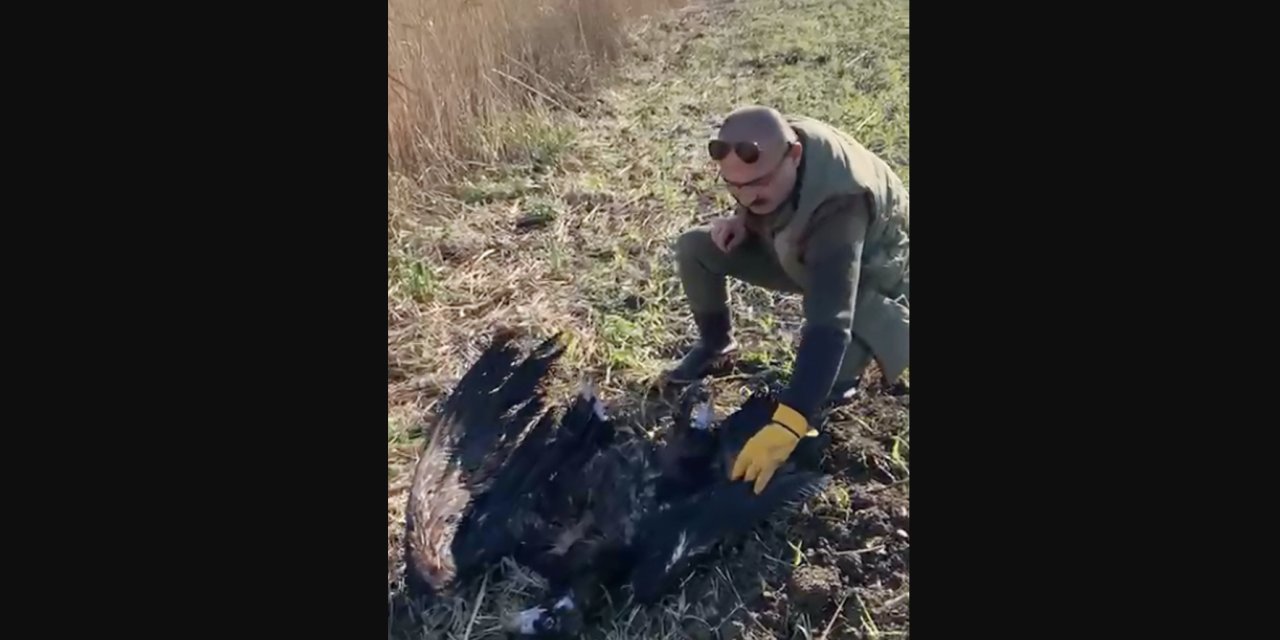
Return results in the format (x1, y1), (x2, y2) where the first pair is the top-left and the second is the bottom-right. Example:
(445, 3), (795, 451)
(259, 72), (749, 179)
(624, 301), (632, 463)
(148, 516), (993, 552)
(388, 0), (684, 182)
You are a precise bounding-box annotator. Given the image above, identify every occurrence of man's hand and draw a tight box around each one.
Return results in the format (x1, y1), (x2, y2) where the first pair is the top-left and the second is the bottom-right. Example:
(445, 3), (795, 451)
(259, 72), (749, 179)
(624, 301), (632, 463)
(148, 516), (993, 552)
(730, 403), (809, 494)
(710, 216), (748, 253)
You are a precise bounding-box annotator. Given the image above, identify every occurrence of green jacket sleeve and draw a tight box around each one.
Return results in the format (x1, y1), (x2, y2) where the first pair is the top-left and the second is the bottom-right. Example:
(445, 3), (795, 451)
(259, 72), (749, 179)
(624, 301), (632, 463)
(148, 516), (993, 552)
(778, 194), (871, 422)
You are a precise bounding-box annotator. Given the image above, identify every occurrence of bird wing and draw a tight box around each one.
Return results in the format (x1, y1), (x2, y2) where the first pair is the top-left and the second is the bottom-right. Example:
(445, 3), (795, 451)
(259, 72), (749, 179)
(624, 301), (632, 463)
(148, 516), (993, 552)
(404, 330), (566, 596)
(626, 470), (832, 604)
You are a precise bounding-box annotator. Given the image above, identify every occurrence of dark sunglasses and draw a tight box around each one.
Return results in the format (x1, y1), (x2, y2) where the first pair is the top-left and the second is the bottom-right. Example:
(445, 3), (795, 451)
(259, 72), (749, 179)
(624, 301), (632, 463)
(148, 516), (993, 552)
(708, 139), (762, 163)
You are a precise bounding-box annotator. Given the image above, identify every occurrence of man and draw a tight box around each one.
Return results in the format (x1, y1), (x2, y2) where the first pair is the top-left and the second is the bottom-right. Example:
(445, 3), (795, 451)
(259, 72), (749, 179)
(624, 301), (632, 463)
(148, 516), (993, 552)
(669, 106), (910, 494)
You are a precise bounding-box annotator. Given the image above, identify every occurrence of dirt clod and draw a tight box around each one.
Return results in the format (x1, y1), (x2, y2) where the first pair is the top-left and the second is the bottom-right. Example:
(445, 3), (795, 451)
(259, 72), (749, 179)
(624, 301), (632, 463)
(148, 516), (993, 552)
(788, 564), (842, 618)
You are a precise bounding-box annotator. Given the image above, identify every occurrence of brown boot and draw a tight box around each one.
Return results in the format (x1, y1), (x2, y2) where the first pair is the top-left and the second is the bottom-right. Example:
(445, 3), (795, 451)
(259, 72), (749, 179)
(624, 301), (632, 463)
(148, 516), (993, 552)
(666, 311), (738, 384)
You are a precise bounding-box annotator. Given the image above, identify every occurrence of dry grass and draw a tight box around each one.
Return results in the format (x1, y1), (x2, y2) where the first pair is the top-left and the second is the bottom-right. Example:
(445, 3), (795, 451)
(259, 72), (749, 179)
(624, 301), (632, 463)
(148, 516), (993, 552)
(389, 0), (686, 180)
(389, 0), (909, 636)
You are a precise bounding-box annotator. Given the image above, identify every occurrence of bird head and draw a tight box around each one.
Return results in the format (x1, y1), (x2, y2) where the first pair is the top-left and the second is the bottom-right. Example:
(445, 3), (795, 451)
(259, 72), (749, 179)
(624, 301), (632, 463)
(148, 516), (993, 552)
(504, 594), (583, 638)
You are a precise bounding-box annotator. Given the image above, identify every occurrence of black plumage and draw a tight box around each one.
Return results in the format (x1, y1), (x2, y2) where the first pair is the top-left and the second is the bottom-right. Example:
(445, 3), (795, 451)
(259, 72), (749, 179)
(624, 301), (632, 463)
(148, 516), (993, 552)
(403, 329), (568, 597)
(402, 330), (830, 637)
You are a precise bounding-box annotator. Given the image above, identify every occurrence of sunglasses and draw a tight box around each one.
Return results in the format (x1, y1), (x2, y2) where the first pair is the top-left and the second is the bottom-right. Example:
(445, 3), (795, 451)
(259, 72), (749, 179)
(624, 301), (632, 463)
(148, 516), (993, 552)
(712, 140), (796, 188)
(707, 139), (762, 163)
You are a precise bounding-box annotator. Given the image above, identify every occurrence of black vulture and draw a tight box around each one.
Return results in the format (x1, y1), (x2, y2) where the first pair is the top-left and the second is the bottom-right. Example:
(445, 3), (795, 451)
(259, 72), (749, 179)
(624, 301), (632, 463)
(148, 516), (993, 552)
(402, 330), (831, 637)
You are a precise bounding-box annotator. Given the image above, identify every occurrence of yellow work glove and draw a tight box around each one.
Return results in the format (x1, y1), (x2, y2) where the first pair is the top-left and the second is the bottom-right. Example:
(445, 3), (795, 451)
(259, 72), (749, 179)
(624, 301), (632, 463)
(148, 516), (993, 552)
(730, 403), (810, 494)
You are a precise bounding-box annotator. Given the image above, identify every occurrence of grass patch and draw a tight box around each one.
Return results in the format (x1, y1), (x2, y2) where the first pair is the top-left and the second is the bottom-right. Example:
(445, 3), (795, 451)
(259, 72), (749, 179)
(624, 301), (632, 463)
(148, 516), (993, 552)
(388, 0), (687, 180)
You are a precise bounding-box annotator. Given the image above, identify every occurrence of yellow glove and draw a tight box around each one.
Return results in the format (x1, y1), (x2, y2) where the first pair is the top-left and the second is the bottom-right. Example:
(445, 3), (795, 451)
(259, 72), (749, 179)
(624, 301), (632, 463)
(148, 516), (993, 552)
(730, 403), (810, 494)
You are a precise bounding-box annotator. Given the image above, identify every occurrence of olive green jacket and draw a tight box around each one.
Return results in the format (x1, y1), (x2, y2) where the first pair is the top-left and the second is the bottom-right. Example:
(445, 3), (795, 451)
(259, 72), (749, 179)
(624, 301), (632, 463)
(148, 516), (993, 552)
(740, 116), (910, 395)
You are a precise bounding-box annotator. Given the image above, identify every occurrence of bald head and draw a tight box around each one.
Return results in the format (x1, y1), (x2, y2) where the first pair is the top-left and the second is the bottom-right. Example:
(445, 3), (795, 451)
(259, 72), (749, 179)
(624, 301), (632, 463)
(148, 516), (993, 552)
(712, 106), (803, 216)
(717, 106), (798, 156)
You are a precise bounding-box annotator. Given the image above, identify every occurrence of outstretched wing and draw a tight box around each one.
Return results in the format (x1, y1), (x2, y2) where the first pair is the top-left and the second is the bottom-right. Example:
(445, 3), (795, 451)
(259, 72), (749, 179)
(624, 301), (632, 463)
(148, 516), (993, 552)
(627, 470), (831, 604)
(404, 330), (565, 597)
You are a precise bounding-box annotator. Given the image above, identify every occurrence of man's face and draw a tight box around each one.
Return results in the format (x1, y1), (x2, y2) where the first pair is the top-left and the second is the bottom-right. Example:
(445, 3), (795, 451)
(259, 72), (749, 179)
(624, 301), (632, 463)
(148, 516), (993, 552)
(714, 141), (801, 215)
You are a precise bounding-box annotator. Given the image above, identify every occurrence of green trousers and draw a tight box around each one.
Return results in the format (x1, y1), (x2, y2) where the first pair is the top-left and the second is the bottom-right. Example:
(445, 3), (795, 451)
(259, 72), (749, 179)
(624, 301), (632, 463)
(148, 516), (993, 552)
(675, 226), (871, 384)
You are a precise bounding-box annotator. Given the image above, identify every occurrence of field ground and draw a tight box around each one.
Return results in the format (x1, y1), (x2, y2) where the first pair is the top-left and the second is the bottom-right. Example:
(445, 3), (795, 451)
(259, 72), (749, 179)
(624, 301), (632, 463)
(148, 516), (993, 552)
(388, 0), (909, 637)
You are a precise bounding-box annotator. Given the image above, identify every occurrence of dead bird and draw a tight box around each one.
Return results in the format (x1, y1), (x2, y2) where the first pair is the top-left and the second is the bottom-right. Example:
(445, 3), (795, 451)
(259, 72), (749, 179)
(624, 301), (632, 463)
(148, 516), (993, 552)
(505, 383), (832, 637)
(402, 330), (830, 637)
